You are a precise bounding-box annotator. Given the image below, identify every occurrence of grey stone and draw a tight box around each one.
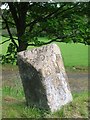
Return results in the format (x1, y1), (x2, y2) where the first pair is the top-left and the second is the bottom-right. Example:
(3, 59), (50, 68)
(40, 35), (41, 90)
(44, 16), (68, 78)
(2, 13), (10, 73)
(17, 43), (73, 112)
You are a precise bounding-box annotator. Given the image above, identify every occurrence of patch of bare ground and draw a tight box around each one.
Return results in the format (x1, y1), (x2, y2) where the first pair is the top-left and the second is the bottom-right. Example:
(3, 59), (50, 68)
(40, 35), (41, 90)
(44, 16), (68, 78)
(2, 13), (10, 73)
(2, 66), (88, 92)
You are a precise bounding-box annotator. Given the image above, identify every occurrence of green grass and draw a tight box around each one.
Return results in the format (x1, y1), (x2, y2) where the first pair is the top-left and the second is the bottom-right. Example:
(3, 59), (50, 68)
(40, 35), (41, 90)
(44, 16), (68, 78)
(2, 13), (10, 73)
(1, 37), (89, 67)
(28, 37), (88, 67)
(1, 37), (17, 55)
(57, 42), (88, 67)
(2, 85), (89, 118)
(1, 37), (89, 118)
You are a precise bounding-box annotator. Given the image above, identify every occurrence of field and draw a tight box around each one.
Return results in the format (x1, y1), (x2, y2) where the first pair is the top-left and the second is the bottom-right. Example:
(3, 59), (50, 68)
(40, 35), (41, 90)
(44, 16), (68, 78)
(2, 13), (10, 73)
(1, 37), (89, 118)
(1, 37), (89, 67)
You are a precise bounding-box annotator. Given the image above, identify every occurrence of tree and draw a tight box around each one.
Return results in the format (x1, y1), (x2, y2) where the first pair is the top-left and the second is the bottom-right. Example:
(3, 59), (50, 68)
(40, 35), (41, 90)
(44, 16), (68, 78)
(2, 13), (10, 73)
(1, 2), (90, 64)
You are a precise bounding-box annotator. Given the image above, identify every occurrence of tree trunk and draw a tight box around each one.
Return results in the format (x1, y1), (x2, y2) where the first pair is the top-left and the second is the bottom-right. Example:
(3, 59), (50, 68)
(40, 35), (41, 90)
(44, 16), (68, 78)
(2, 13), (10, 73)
(17, 14), (27, 52)
(17, 41), (28, 52)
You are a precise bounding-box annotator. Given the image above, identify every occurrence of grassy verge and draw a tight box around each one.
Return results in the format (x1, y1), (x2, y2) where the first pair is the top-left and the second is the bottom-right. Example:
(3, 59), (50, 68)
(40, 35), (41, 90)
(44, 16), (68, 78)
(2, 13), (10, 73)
(2, 85), (89, 118)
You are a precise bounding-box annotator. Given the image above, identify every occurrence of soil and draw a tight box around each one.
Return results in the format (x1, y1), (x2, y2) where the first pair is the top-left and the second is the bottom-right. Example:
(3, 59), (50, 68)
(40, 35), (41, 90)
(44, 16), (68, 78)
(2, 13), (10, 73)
(2, 65), (88, 93)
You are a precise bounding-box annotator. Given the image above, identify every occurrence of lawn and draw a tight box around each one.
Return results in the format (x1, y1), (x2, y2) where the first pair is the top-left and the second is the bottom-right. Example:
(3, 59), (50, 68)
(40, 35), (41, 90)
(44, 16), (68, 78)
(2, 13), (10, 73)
(1, 37), (89, 68)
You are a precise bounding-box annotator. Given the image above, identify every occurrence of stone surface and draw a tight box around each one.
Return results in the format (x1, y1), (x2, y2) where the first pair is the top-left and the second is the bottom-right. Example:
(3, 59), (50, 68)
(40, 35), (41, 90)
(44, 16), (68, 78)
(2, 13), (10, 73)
(17, 43), (73, 112)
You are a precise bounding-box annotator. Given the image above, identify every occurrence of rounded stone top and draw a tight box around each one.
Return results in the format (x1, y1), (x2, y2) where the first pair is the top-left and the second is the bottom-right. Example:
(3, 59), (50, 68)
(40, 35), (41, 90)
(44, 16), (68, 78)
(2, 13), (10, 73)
(18, 43), (60, 55)
(17, 43), (61, 66)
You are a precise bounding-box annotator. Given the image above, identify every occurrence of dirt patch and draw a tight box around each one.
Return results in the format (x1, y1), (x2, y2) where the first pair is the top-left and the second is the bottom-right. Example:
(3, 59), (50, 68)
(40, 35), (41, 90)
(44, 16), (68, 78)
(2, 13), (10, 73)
(67, 71), (88, 92)
(2, 65), (88, 93)
(3, 96), (17, 102)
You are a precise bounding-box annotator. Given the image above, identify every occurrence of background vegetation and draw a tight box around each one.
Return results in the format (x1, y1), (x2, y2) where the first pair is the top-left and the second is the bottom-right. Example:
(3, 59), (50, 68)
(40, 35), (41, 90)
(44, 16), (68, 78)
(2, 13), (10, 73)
(1, 2), (90, 64)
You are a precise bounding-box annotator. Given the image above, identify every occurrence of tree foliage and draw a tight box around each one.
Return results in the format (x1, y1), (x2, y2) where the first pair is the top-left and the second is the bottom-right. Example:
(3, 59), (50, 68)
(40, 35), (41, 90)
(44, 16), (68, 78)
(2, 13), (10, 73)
(1, 2), (90, 64)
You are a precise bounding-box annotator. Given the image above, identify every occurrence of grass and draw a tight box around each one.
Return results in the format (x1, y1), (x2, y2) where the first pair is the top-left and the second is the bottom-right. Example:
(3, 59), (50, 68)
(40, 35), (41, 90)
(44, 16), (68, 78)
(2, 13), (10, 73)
(51, 91), (89, 118)
(57, 42), (88, 67)
(1, 37), (89, 118)
(1, 37), (89, 68)
(28, 37), (88, 67)
(2, 65), (89, 118)
(2, 85), (89, 118)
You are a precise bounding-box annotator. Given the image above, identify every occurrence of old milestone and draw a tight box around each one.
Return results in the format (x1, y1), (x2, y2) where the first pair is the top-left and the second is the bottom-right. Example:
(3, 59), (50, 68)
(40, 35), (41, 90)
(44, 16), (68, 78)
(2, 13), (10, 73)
(17, 43), (73, 112)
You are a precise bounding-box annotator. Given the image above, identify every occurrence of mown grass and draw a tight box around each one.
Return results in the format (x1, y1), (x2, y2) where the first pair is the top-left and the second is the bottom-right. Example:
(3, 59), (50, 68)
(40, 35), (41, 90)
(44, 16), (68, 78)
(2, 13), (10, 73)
(28, 37), (89, 67)
(2, 85), (89, 118)
(1, 37), (89, 67)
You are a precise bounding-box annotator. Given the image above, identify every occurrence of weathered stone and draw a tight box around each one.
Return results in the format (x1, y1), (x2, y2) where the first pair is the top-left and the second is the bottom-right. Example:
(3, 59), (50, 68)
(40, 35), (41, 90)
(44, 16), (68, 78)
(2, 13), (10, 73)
(17, 43), (73, 112)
